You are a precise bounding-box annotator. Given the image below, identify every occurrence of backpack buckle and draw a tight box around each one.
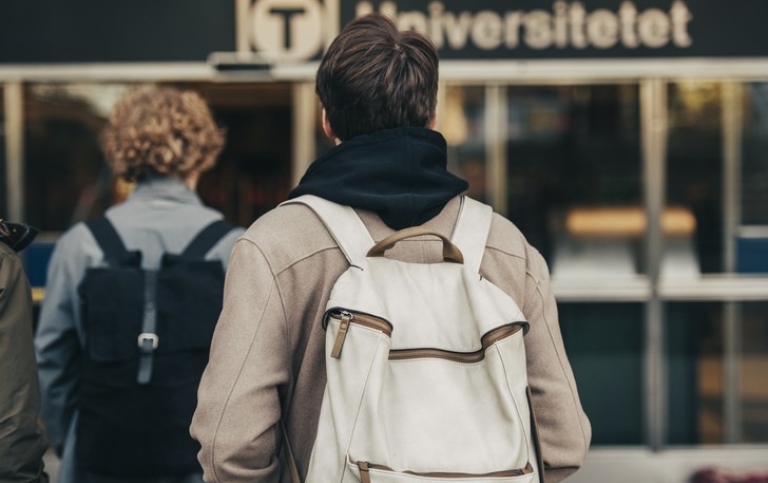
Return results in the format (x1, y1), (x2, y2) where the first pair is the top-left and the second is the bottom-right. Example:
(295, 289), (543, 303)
(137, 333), (159, 352)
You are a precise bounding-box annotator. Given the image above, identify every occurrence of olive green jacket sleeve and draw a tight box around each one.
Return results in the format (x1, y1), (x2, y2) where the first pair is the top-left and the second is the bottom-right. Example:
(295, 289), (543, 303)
(0, 243), (49, 483)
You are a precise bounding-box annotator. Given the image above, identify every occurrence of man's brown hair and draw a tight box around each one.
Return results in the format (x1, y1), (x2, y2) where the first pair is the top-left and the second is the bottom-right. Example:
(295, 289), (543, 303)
(316, 13), (439, 141)
(101, 86), (224, 182)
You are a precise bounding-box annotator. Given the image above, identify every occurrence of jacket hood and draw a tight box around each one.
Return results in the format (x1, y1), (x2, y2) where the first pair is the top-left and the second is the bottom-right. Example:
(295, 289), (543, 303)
(289, 127), (468, 230)
(0, 219), (39, 253)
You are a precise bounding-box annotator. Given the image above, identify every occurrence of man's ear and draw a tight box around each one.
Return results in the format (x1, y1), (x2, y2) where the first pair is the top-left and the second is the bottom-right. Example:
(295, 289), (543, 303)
(321, 108), (338, 141)
(428, 114), (438, 130)
(427, 108), (438, 130)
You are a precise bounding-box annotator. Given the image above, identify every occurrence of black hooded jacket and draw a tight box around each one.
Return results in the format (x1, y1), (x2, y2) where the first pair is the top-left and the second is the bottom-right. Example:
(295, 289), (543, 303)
(289, 127), (468, 230)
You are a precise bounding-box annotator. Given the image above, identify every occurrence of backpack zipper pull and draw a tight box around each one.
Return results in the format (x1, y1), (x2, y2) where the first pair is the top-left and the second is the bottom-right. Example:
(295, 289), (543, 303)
(358, 461), (371, 483)
(330, 311), (353, 359)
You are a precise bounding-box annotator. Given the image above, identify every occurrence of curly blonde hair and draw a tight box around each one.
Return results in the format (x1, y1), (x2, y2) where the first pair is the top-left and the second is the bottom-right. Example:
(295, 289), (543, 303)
(101, 86), (224, 182)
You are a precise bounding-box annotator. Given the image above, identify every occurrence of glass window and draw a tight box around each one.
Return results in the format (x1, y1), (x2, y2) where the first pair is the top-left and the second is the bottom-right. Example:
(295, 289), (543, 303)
(666, 302), (723, 444)
(24, 82), (293, 233)
(666, 82), (768, 276)
(169, 82), (293, 223)
(666, 302), (768, 445)
(666, 82), (723, 276)
(738, 83), (768, 274)
(506, 85), (642, 274)
(738, 302), (768, 443)
(442, 86), (487, 203)
(24, 84), (125, 232)
(742, 84), (768, 227)
(559, 302), (644, 445)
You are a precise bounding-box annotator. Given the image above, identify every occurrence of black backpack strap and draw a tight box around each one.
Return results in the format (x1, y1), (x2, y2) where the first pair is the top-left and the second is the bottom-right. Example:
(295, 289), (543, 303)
(137, 270), (159, 385)
(181, 219), (236, 259)
(85, 217), (129, 265)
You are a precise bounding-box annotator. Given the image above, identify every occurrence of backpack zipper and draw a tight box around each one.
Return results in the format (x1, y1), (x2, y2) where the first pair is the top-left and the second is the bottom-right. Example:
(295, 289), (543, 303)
(389, 323), (525, 363)
(326, 312), (524, 363)
(357, 460), (533, 481)
(327, 310), (393, 359)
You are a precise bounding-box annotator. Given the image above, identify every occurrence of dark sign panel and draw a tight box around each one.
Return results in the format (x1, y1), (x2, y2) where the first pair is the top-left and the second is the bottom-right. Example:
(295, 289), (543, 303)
(0, 0), (235, 64)
(2, 0), (768, 64)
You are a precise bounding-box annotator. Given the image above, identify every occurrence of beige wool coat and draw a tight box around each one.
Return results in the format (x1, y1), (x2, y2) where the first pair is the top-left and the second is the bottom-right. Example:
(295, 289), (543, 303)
(191, 196), (591, 483)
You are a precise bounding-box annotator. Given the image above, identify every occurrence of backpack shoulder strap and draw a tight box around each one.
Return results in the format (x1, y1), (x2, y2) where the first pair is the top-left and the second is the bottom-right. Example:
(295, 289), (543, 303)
(450, 196), (494, 275)
(85, 216), (129, 265)
(182, 219), (237, 259)
(281, 195), (373, 268)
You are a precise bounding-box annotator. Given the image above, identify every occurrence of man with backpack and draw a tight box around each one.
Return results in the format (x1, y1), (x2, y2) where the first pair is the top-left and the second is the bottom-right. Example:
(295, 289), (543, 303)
(192, 13), (591, 483)
(35, 86), (243, 483)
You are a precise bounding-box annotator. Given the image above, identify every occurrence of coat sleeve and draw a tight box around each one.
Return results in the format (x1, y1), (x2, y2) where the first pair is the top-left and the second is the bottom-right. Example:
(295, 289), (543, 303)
(0, 248), (50, 483)
(522, 249), (591, 483)
(34, 227), (89, 457)
(191, 238), (290, 483)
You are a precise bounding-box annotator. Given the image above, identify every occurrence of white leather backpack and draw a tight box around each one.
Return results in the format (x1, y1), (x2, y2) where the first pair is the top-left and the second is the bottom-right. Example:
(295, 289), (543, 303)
(284, 195), (542, 483)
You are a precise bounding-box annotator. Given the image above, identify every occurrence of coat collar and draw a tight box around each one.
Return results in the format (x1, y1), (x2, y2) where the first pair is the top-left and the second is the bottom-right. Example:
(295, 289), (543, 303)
(127, 176), (203, 206)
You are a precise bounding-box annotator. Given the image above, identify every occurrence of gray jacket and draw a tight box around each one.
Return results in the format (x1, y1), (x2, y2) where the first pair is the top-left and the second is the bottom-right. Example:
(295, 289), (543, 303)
(35, 177), (243, 483)
(0, 241), (48, 483)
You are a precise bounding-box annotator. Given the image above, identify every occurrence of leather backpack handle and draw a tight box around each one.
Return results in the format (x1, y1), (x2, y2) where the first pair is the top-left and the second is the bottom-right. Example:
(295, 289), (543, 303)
(367, 227), (464, 264)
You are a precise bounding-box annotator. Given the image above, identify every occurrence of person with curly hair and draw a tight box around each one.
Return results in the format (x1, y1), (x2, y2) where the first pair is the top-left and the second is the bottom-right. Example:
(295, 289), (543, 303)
(35, 86), (243, 483)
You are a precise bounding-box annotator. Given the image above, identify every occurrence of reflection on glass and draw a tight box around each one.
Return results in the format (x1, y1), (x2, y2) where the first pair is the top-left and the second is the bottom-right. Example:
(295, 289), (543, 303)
(666, 302), (723, 444)
(740, 303), (768, 443)
(506, 85), (642, 271)
(742, 85), (768, 226)
(443, 86), (487, 203)
(666, 302), (768, 445)
(666, 82), (723, 275)
(738, 84), (768, 274)
(172, 82), (293, 223)
(559, 302), (644, 445)
(24, 84), (121, 231)
(24, 82), (293, 233)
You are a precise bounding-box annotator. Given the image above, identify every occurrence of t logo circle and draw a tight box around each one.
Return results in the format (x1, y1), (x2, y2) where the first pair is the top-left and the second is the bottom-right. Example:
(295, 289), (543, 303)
(250, 0), (325, 61)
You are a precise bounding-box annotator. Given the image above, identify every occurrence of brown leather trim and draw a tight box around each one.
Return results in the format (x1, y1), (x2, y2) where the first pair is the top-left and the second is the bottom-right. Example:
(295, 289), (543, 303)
(359, 461), (371, 483)
(326, 310), (393, 359)
(325, 310), (393, 336)
(358, 461), (533, 477)
(389, 322), (526, 363)
(367, 227), (464, 264)
(330, 312), (351, 358)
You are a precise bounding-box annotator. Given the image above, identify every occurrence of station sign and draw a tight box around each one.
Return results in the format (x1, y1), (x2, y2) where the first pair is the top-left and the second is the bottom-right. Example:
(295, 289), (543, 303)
(236, 0), (768, 62)
(2, 0), (768, 65)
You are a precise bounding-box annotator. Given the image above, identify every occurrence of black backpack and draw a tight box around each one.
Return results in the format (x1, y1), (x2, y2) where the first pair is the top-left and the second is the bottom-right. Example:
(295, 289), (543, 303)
(76, 217), (236, 477)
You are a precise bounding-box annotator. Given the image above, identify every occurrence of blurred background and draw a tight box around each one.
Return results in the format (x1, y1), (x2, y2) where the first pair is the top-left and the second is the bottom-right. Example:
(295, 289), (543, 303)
(2, 1), (767, 482)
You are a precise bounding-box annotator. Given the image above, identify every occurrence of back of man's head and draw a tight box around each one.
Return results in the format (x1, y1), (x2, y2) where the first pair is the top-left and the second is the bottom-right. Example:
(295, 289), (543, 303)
(316, 13), (439, 141)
